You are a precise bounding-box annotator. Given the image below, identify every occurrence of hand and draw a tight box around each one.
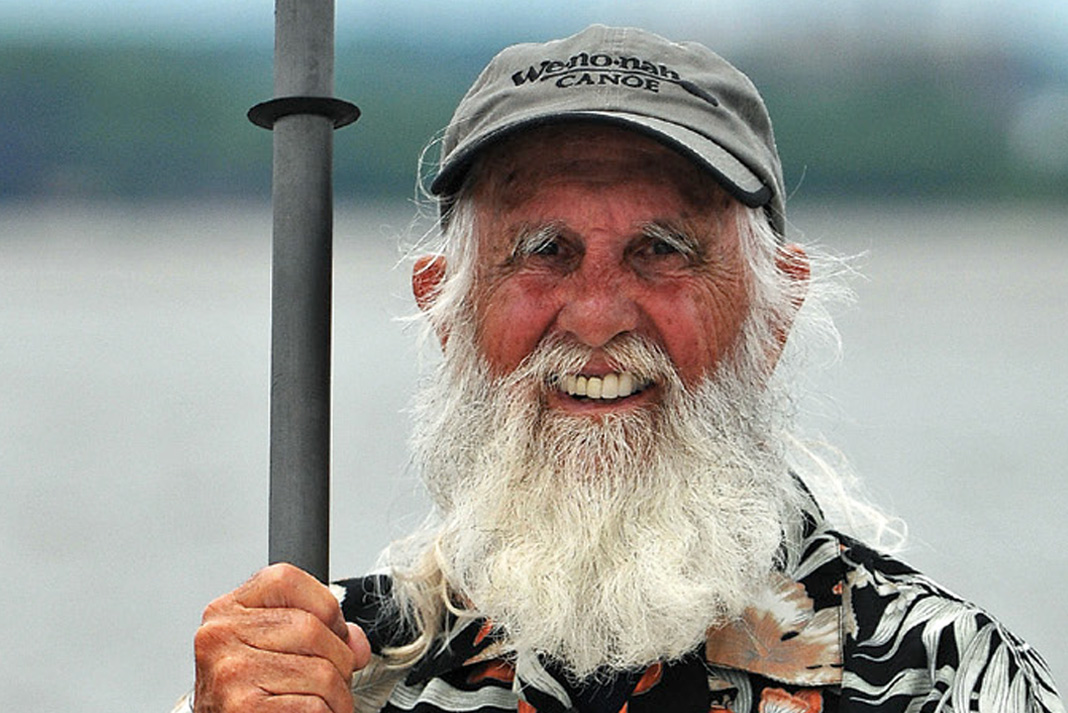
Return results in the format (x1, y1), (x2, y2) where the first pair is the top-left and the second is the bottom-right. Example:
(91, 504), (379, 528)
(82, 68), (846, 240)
(193, 563), (372, 713)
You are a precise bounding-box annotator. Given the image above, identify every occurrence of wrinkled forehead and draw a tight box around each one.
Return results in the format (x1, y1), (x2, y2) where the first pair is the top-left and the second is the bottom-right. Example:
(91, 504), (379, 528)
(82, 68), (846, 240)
(468, 122), (729, 214)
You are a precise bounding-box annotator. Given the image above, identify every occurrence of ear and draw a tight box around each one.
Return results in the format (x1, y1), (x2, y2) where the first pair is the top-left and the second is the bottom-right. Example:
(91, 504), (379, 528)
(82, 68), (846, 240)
(777, 242), (810, 309)
(768, 242), (810, 364)
(412, 254), (446, 312)
(412, 254), (449, 347)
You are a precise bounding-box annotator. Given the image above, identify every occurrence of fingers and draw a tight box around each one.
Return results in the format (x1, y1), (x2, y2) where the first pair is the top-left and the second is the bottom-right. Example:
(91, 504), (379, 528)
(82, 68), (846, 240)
(234, 564), (351, 644)
(200, 649), (356, 713)
(257, 695), (344, 713)
(194, 563), (373, 713)
(222, 606), (360, 681)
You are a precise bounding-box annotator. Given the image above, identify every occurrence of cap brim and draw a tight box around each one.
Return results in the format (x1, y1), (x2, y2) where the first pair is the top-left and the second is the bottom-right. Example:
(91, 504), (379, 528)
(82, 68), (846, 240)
(430, 110), (772, 210)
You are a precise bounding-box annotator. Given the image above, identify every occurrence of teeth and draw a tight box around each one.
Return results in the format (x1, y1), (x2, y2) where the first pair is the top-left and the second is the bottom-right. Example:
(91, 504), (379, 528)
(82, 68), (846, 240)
(587, 377), (602, 399)
(560, 371), (648, 400)
(602, 373), (618, 399)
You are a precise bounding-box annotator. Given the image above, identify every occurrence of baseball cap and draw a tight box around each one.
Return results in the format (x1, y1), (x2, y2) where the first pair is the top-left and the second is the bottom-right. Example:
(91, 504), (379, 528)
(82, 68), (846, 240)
(430, 24), (787, 237)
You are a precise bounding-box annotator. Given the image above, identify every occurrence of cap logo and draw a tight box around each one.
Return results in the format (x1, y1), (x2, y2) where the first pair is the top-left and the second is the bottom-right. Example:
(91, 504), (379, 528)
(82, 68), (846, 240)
(436, 27), (782, 234)
(511, 52), (693, 95)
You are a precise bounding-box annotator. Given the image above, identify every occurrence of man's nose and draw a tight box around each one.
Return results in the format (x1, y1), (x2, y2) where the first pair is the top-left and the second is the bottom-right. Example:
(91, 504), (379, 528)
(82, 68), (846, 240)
(555, 263), (640, 349)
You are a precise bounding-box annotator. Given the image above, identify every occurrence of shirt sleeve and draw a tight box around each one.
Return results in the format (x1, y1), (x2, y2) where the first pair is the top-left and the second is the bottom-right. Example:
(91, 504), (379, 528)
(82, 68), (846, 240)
(841, 541), (1065, 712)
(929, 614), (1065, 713)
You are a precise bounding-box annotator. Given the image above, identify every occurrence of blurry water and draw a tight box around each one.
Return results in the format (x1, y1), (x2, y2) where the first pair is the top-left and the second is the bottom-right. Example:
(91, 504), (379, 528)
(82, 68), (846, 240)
(0, 200), (1064, 711)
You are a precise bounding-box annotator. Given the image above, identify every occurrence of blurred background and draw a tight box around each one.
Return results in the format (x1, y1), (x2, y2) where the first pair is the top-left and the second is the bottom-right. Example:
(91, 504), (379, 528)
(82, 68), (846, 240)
(1, 1), (1065, 711)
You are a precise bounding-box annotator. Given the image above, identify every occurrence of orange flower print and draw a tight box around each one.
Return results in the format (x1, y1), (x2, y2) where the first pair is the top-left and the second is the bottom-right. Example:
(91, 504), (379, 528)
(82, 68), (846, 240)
(632, 662), (664, 695)
(758, 687), (823, 713)
(705, 574), (841, 686)
(465, 659), (516, 685)
(473, 619), (495, 647)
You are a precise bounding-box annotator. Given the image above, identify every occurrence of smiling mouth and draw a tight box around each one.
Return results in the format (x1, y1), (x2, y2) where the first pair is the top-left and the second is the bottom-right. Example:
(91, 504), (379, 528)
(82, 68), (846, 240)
(559, 371), (653, 401)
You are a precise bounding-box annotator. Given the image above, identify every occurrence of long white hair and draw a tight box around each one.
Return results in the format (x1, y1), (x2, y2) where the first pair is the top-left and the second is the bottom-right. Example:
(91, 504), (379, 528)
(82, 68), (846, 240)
(373, 174), (904, 675)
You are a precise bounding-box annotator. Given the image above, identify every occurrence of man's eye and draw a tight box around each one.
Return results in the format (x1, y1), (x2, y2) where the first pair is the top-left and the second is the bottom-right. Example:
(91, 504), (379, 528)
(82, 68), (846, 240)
(630, 230), (700, 271)
(531, 240), (560, 257)
(641, 238), (688, 258)
(512, 227), (568, 262)
(650, 239), (679, 256)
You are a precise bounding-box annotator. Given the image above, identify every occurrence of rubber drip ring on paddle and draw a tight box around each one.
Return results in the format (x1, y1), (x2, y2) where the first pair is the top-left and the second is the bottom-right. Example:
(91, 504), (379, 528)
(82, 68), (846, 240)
(248, 96), (360, 130)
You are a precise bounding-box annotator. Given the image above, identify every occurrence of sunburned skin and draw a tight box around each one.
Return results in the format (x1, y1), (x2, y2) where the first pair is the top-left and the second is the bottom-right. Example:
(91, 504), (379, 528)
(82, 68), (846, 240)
(464, 124), (753, 416)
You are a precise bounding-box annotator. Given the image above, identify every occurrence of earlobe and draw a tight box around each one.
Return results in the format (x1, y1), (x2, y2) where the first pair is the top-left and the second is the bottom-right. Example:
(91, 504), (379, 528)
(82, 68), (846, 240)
(776, 243), (810, 309)
(412, 255), (447, 313)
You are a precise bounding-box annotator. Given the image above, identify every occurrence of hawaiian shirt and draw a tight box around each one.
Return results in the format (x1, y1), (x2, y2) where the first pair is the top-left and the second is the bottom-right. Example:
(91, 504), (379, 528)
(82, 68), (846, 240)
(337, 496), (1064, 713)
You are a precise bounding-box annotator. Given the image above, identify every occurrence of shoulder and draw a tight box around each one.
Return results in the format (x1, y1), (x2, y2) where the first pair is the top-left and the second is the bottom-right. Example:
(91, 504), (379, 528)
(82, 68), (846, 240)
(835, 535), (1064, 712)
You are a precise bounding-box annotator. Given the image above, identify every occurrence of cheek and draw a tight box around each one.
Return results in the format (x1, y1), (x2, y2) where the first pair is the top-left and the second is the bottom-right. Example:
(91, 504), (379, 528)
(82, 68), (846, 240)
(646, 279), (751, 384)
(473, 278), (559, 375)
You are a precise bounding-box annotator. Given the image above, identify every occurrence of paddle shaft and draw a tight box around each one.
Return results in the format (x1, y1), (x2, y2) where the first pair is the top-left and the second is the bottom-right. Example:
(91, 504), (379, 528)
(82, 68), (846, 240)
(267, 0), (337, 582)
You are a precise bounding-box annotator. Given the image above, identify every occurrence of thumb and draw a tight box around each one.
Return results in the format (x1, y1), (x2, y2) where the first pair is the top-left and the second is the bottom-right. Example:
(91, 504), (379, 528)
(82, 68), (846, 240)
(345, 622), (373, 670)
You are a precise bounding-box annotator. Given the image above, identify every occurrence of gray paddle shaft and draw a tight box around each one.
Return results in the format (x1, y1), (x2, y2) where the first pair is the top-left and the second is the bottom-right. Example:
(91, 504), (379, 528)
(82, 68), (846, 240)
(267, 0), (338, 583)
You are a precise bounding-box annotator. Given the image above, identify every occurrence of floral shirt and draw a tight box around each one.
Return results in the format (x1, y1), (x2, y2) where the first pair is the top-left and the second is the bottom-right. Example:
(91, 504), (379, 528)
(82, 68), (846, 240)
(337, 496), (1064, 713)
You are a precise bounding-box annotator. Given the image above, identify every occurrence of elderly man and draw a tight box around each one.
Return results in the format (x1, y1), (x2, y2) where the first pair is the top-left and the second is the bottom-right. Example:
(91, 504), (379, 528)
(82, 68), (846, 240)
(182, 26), (1063, 713)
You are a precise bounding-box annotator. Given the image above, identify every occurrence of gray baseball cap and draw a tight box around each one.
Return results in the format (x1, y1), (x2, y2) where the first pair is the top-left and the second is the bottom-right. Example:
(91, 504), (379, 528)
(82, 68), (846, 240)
(430, 24), (787, 237)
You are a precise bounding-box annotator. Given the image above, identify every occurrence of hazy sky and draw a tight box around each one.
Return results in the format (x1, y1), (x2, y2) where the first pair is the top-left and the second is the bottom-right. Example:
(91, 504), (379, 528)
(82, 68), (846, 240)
(3, 0), (1066, 57)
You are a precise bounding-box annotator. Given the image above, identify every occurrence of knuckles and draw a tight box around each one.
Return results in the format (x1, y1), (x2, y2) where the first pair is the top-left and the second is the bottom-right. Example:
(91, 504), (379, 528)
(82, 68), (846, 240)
(305, 655), (344, 692)
(194, 617), (238, 659)
(201, 592), (237, 624)
(290, 607), (326, 643)
(244, 563), (341, 626)
(215, 687), (270, 713)
(254, 562), (313, 596)
(193, 654), (260, 713)
(256, 561), (303, 586)
(192, 563), (358, 713)
(208, 652), (253, 688)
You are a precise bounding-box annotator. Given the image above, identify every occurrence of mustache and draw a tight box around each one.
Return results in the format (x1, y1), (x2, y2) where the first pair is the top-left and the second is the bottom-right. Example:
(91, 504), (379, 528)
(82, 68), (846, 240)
(506, 333), (682, 394)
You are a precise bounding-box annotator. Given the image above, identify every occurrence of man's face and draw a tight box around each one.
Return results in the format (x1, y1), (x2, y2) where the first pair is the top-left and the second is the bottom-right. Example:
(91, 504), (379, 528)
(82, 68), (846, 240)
(406, 126), (806, 675)
(467, 124), (752, 406)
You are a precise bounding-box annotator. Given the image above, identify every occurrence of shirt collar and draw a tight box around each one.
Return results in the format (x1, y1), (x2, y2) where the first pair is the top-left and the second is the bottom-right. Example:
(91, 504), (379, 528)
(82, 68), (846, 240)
(704, 496), (846, 686)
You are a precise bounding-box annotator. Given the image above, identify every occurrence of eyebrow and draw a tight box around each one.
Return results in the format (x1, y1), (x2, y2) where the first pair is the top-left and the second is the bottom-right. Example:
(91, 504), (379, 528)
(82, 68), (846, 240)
(505, 219), (707, 263)
(509, 222), (564, 260)
(640, 221), (704, 260)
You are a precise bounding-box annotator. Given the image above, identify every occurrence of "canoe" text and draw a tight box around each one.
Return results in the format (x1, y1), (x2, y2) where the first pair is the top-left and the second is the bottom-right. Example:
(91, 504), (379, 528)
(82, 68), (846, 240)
(511, 53), (681, 92)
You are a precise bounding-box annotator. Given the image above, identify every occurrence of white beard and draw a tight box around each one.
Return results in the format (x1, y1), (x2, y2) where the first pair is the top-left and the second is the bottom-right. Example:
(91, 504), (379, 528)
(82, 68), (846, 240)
(405, 319), (800, 680)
